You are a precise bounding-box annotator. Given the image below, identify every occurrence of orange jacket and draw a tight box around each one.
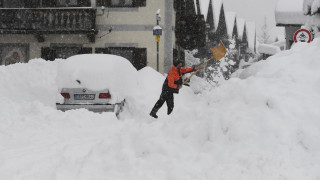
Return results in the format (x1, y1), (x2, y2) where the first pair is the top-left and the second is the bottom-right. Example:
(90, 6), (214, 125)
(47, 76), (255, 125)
(167, 65), (194, 89)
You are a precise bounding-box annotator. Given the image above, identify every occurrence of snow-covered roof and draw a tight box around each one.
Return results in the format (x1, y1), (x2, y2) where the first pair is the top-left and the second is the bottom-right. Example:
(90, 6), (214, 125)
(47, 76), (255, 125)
(276, 0), (320, 26)
(246, 21), (256, 50)
(225, 11), (236, 37)
(275, 0), (308, 25)
(257, 44), (281, 55)
(237, 18), (246, 40)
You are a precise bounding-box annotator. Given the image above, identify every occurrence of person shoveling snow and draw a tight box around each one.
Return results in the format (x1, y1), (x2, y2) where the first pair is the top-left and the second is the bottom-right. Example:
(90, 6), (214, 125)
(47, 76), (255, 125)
(149, 60), (197, 118)
(149, 41), (226, 119)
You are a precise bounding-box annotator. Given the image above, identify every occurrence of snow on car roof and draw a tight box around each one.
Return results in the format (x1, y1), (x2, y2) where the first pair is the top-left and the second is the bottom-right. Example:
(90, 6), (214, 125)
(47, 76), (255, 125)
(57, 54), (138, 100)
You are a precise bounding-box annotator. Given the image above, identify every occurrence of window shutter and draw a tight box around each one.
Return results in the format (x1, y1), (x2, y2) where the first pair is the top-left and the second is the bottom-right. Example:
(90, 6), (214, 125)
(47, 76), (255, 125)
(24, 0), (38, 8)
(78, 0), (91, 7)
(42, 0), (55, 7)
(78, 47), (92, 54)
(133, 48), (147, 70)
(133, 0), (146, 7)
(96, 0), (111, 6)
(95, 48), (110, 54)
(41, 47), (56, 61)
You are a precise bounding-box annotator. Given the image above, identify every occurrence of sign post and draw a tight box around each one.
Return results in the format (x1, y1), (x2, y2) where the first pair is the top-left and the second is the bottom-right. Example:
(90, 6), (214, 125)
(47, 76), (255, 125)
(294, 29), (312, 43)
(153, 9), (162, 72)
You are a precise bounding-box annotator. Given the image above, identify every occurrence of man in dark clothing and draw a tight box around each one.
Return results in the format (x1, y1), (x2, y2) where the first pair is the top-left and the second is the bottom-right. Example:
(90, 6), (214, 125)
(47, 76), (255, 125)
(149, 61), (196, 118)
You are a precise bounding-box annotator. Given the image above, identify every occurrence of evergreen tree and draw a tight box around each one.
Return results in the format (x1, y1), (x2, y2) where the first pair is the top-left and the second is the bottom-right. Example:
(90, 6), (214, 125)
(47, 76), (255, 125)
(259, 16), (271, 44)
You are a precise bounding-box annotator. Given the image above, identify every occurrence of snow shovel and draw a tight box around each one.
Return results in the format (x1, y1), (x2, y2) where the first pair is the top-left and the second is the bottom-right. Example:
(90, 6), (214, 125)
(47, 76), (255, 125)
(182, 40), (227, 86)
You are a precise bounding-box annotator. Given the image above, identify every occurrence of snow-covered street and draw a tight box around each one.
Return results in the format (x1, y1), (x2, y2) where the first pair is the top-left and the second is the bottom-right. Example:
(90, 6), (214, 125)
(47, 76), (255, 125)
(1, 39), (320, 180)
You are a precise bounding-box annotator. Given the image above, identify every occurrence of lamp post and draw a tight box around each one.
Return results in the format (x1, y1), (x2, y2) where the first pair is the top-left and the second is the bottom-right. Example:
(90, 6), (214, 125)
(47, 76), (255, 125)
(153, 9), (162, 72)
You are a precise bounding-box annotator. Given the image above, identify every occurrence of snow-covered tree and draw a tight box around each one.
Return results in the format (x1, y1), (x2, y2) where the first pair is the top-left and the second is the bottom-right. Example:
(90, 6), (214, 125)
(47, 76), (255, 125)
(258, 16), (271, 44)
(184, 49), (201, 67)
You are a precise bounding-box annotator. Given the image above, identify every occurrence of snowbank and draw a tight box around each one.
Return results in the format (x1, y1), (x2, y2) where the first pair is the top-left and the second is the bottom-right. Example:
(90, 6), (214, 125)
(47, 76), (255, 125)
(1, 39), (320, 180)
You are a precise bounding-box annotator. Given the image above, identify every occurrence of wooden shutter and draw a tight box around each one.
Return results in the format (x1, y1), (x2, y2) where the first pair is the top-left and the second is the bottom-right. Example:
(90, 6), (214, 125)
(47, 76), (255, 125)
(133, 48), (147, 70)
(133, 0), (146, 7)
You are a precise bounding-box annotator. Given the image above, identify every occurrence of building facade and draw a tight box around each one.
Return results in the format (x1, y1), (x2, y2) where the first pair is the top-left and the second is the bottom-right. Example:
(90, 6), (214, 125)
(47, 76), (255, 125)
(0, 0), (176, 73)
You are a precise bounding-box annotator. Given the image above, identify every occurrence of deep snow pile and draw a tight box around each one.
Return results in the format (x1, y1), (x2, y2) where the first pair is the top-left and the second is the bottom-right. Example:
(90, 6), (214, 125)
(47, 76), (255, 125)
(1, 40), (320, 180)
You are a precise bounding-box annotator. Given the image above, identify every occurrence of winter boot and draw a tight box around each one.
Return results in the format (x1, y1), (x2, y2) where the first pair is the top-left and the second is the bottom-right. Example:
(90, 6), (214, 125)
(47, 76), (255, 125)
(149, 112), (158, 119)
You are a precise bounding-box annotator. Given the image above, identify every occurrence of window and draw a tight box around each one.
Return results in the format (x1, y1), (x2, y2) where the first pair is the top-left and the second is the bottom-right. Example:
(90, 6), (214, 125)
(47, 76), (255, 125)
(96, 0), (146, 7)
(2, 0), (25, 8)
(95, 47), (146, 70)
(41, 45), (92, 61)
(0, 44), (29, 65)
(56, 0), (78, 7)
(41, 0), (90, 7)
(0, 0), (90, 7)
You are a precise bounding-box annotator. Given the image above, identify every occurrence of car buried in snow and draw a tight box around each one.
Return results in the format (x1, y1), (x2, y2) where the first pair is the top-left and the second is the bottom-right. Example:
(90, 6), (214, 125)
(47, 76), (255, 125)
(56, 85), (125, 116)
(55, 54), (138, 117)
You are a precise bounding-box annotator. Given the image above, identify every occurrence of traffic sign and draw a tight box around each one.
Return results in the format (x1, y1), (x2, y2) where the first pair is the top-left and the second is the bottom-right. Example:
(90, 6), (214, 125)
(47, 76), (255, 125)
(294, 29), (312, 43)
(153, 25), (162, 36)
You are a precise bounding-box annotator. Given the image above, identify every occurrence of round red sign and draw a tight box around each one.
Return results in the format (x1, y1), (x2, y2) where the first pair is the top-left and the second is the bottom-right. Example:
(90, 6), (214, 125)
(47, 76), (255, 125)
(293, 29), (312, 43)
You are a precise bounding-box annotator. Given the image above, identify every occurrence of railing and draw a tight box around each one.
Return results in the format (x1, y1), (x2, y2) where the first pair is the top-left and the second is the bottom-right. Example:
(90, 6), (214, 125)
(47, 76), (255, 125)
(0, 8), (96, 34)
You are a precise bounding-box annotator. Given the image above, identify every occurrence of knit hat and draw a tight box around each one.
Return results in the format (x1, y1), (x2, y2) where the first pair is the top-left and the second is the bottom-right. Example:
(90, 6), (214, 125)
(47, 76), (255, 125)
(173, 60), (184, 67)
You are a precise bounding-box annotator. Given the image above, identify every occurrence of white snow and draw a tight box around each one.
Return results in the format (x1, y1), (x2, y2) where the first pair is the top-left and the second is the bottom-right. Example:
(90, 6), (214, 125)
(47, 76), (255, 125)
(1, 38), (320, 179)
(276, 0), (308, 25)
(57, 54), (138, 103)
(277, 0), (320, 29)
(257, 44), (281, 55)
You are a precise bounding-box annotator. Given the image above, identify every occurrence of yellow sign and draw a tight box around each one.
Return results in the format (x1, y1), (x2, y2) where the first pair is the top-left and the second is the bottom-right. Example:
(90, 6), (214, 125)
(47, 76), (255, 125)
(155, 35), (160, 42)
(210, 41), (227, 60)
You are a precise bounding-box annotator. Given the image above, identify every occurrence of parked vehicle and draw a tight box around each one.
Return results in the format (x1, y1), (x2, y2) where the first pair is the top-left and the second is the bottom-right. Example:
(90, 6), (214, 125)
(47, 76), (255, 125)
(56, 84), (125, 116)
(55, 54), (138, 117)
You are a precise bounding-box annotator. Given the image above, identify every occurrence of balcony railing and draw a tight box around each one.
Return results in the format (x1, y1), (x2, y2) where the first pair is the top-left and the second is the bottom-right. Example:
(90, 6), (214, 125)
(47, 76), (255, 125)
(0, 8), (97, 41)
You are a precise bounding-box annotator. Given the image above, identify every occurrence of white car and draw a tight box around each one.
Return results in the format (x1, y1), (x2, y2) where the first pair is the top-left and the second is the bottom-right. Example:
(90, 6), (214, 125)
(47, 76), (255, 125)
(55, 54), (138, 117)
(56, 85), (125, 116)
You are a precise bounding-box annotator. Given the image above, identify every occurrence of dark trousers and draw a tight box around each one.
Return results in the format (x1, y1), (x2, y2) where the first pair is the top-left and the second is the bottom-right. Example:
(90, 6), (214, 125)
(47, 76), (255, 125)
(150, 90), (174, 115)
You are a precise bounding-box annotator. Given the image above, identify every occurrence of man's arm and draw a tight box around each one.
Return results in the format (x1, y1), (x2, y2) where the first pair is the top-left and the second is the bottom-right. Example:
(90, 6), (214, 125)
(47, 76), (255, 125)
(180, 67), (195, 74)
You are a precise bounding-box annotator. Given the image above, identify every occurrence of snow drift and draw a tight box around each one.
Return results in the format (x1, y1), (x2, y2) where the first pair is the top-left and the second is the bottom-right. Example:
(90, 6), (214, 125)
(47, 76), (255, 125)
(1, 40), (320, 180)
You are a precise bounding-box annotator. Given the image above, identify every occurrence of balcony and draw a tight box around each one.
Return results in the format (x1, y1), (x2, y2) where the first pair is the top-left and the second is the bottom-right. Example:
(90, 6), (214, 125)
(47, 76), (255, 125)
(0, 8), (97, 42)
